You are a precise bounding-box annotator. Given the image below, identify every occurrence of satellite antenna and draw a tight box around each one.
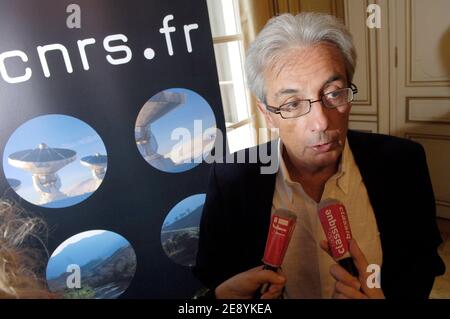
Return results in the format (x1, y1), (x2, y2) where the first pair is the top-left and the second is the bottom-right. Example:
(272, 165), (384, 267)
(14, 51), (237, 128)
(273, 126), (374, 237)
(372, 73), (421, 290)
(80, 153), (107, 181)
(8, 143), (76, 205)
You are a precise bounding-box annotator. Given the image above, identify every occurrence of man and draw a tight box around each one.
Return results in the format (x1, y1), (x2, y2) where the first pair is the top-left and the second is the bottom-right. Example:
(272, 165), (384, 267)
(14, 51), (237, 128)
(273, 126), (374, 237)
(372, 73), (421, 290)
(193, 13), (445, 299)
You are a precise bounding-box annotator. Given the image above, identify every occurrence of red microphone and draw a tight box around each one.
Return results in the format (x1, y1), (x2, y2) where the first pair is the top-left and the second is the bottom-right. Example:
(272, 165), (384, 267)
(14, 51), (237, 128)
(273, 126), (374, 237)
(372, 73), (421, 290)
(254, 209), (296, 298)
(318, 199), (359, 277)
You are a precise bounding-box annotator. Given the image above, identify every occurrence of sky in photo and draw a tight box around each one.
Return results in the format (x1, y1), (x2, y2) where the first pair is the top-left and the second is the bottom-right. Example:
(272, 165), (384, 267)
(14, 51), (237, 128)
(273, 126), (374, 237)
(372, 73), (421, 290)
(163, 193), (206, 227)
(149, 88), (217, 156)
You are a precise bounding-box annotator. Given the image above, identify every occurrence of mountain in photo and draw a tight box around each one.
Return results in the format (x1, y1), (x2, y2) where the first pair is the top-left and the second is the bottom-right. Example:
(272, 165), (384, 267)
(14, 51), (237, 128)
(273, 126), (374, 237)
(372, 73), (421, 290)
(47, 231), (129, 279)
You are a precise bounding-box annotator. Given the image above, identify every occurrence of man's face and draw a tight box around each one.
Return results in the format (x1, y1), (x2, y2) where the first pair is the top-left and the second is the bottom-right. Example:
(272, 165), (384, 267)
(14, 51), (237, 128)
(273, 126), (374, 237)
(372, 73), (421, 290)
(260, 42), (352, 172)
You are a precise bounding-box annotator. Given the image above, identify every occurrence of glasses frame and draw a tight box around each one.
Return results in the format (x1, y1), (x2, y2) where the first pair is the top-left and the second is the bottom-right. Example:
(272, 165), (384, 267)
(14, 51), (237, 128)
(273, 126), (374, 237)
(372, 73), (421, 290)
(265, 83), (358, 119)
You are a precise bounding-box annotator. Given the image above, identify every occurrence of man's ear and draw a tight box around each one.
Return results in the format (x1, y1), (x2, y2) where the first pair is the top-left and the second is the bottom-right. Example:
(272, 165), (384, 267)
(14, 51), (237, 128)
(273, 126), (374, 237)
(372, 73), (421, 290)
(257, 101), (276, 129)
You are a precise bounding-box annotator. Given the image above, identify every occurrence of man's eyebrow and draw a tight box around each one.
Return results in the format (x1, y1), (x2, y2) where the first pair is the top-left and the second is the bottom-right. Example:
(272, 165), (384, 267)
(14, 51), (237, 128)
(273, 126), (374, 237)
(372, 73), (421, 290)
(323, 75), (345, 87)
(275, 88), (300, 99)
(273, 75), (346, 100)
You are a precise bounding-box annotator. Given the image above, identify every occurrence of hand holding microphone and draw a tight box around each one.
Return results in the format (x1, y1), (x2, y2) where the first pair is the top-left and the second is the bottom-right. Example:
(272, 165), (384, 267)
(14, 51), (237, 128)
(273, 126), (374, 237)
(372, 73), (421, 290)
(318, 199), (385, 299)
(214, 265), (286, 299)
(318, 199), (359, 277)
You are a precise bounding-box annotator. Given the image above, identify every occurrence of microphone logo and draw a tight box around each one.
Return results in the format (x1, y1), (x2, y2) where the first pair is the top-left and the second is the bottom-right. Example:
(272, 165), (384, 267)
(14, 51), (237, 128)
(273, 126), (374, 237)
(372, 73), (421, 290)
(318, 199), (353, 260)
(272, 216), (290, 237)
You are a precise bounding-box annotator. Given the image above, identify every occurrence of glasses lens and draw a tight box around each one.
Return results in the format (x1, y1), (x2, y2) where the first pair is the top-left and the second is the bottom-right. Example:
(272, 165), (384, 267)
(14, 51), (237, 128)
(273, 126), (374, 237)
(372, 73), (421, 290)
(323, 88), (352, 108)
(280, 100), (311, 118)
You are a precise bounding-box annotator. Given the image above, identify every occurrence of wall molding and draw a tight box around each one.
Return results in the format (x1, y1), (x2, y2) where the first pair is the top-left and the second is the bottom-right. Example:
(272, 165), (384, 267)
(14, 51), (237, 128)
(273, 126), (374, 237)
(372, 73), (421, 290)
(406, 96), (450, 124)
(405, 0), (450, 87)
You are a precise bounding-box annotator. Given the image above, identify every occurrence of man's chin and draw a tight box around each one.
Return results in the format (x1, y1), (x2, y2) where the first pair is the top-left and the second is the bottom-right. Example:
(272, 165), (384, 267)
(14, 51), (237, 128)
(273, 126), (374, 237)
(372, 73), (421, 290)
(309, 150), (341, 169)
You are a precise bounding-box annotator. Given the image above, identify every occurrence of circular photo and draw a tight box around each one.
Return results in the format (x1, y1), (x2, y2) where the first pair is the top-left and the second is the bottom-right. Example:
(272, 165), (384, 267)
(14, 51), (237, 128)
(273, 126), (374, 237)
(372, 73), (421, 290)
(161, 194), (206, 267)
(2, 115), (107, 208)
(135, 88), (217, 173)
(46, 230), (137, 299)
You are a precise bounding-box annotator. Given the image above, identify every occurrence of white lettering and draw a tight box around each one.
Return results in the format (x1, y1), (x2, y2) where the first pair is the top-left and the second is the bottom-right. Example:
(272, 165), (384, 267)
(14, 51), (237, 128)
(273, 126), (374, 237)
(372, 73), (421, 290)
(184, 24), (199, 53)
(223, 303), (272, 314)
(0, 50), (32, 84)
(37, 44), (73, 77)
(178, 303), (212, 317)
(77, 38), (96, 70)
(160, 15), (176, 56)
(103, 34), (132, 65)
(0, 15), (203, 84)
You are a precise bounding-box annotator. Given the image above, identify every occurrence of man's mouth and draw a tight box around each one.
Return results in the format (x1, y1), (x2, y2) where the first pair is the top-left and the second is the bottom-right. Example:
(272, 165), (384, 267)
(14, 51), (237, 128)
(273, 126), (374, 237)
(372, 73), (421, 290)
(311, 141), (334, 153)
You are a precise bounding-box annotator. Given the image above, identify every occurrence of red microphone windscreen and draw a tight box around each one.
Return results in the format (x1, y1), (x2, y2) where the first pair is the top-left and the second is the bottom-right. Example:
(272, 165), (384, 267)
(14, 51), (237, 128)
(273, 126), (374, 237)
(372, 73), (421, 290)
(262, 209), (297, 268)
(318, 199), (353, 260)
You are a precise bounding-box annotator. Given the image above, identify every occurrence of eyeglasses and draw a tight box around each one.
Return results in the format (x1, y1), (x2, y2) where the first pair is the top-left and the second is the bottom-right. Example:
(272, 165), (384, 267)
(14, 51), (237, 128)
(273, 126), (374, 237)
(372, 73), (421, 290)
(265, 83), (358, 119)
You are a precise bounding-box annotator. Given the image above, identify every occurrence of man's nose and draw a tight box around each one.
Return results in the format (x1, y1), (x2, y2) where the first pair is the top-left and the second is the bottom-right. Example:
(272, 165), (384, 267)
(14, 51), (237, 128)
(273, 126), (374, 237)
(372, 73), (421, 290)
(308, 99), (329, 132)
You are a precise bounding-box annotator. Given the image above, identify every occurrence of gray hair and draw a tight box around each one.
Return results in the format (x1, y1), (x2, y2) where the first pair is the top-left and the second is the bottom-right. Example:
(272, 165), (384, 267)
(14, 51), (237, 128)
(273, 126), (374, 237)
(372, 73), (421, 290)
(245, 12), (357, 103)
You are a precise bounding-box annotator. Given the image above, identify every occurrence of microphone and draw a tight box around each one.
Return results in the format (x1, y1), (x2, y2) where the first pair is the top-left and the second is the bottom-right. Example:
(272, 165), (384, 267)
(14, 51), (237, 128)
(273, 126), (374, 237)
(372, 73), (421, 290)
(318, 199), (359, 277)
(254, 209), (297, 299)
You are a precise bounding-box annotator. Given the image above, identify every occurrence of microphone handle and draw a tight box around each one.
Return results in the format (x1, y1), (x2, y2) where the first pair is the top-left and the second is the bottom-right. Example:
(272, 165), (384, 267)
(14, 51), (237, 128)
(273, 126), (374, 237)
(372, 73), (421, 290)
(338, 257), (359, 277)
(253, 264), (278, 299)
(253, 259), (358, 299)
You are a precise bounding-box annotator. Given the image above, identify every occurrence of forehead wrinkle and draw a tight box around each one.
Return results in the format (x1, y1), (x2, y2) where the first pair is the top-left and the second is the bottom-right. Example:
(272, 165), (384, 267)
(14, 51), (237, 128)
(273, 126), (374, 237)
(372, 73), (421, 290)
(264, 43), (348, 102)
(275, 50), (310, 79)
(267, 45), (311, 80)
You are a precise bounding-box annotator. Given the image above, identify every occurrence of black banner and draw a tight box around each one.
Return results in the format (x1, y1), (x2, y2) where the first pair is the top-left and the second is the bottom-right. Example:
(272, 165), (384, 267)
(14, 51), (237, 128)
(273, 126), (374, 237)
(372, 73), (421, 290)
(0, 0), (225, 298)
